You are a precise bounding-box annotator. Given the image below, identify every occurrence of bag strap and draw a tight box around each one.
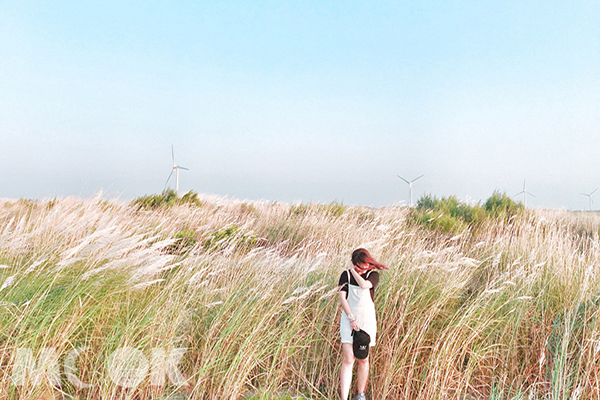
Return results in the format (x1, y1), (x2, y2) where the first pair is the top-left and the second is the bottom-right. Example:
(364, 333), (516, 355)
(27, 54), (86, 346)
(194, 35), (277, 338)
(347, 269), (350, 283)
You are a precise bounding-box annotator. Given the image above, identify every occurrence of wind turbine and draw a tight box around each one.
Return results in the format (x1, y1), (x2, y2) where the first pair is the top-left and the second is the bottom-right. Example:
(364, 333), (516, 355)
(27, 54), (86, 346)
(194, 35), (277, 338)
(397, 174), (424, 207)
(164, 145), (189, 195)
(515, 179), (535, 208)
(580, 188), (598, 211)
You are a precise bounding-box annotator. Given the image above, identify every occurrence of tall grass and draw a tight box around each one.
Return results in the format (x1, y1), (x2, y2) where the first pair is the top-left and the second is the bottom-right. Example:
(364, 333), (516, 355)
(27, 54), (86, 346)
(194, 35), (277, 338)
(0, 193), (600, 399)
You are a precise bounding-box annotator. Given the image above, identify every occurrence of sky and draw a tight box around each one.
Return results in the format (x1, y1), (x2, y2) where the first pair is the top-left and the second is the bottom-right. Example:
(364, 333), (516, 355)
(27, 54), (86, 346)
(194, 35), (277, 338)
(0, 1), (599, 209)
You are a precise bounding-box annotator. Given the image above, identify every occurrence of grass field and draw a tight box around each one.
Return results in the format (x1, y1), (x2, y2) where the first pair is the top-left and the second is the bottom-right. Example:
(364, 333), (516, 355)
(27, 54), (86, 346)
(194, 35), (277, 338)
(1, 193), (600, 399)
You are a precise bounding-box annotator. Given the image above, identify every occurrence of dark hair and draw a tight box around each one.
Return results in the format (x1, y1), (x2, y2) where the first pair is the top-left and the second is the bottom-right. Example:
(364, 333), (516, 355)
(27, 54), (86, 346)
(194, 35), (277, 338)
(351, 248), (388, 270)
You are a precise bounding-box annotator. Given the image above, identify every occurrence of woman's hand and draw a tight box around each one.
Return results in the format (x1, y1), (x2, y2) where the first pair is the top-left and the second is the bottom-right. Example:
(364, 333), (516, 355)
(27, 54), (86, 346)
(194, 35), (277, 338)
(348, 313), (360, 330)
(349, 266), (373, 290)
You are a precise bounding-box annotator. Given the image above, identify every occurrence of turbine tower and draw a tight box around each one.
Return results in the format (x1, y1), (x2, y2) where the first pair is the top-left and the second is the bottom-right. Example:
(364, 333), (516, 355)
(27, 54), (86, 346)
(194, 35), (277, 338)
(515, 179), (535, 208)
(580, 188), (598, 211)
(397, 174), (424, 207)
(164, 145), (189, 195)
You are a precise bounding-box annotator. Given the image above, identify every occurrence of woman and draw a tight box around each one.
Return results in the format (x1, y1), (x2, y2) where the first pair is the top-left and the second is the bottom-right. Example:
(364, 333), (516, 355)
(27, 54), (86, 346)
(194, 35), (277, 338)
(338, 248), (388, 400)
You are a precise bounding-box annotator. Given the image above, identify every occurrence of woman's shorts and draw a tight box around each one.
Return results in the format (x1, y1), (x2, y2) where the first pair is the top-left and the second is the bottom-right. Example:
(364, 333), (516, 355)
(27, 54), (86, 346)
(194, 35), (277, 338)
(340, 311), (376, 346)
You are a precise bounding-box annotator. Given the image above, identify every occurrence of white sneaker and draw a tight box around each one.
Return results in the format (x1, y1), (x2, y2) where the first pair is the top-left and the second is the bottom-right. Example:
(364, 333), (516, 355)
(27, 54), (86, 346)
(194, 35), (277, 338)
(355, 393), (366, 400)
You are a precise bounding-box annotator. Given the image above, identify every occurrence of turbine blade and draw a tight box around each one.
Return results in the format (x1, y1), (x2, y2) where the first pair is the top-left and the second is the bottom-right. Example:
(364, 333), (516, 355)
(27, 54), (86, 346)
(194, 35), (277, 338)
(592, 188), (599, 195)
(411, 174), (424, 182)
(164, 169), (174, 190)
(515, 191), (524, 196)
(523, 180), (526, 191)
(397, 175), (410, 184)
(178, 166), (189, 171)
(580, 193), (589, 197)
(528, 192), (536, 198)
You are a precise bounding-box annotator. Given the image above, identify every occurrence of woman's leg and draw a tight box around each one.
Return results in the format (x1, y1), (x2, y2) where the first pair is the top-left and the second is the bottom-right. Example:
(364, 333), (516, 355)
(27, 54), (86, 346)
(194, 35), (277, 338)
(356, 355), (369, 395)
(340, 343), (354, 400)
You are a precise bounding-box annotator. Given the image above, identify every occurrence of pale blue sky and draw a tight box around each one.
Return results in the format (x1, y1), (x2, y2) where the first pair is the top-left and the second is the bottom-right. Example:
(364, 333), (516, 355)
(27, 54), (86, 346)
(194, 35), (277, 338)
(1, 1), (599, 208)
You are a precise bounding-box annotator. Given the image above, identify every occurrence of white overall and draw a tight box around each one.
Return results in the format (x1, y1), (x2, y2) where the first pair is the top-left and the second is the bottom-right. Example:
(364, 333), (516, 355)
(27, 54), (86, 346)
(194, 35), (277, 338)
(340, 270), (377, 346)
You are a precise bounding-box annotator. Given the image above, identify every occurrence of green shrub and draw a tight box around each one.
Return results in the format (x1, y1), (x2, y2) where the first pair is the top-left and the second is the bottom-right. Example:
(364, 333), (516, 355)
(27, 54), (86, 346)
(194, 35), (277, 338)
(484, 190), (523, 218)
(411, 191), (524, 233)
(180, 190), (204, 207)
(412, 194), (482, 233)
(204, 225), (258, 251)
(165, 228), (198, 255)
(132, 189), (204, 210)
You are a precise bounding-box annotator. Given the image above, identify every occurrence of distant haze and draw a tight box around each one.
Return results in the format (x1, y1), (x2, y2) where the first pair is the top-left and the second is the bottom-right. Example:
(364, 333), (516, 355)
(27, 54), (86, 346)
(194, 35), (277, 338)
(1, 2), (599, 209)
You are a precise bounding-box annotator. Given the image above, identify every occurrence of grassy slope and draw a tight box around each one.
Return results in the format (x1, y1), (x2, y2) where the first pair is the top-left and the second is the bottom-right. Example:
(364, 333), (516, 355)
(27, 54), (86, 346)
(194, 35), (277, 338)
(0, 196), (600, 399)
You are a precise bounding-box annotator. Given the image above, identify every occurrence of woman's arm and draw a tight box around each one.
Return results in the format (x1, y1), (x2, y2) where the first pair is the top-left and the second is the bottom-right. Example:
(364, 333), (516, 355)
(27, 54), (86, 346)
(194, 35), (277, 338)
(338, 291), (360, 331)
(349, 267), (373, 289)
